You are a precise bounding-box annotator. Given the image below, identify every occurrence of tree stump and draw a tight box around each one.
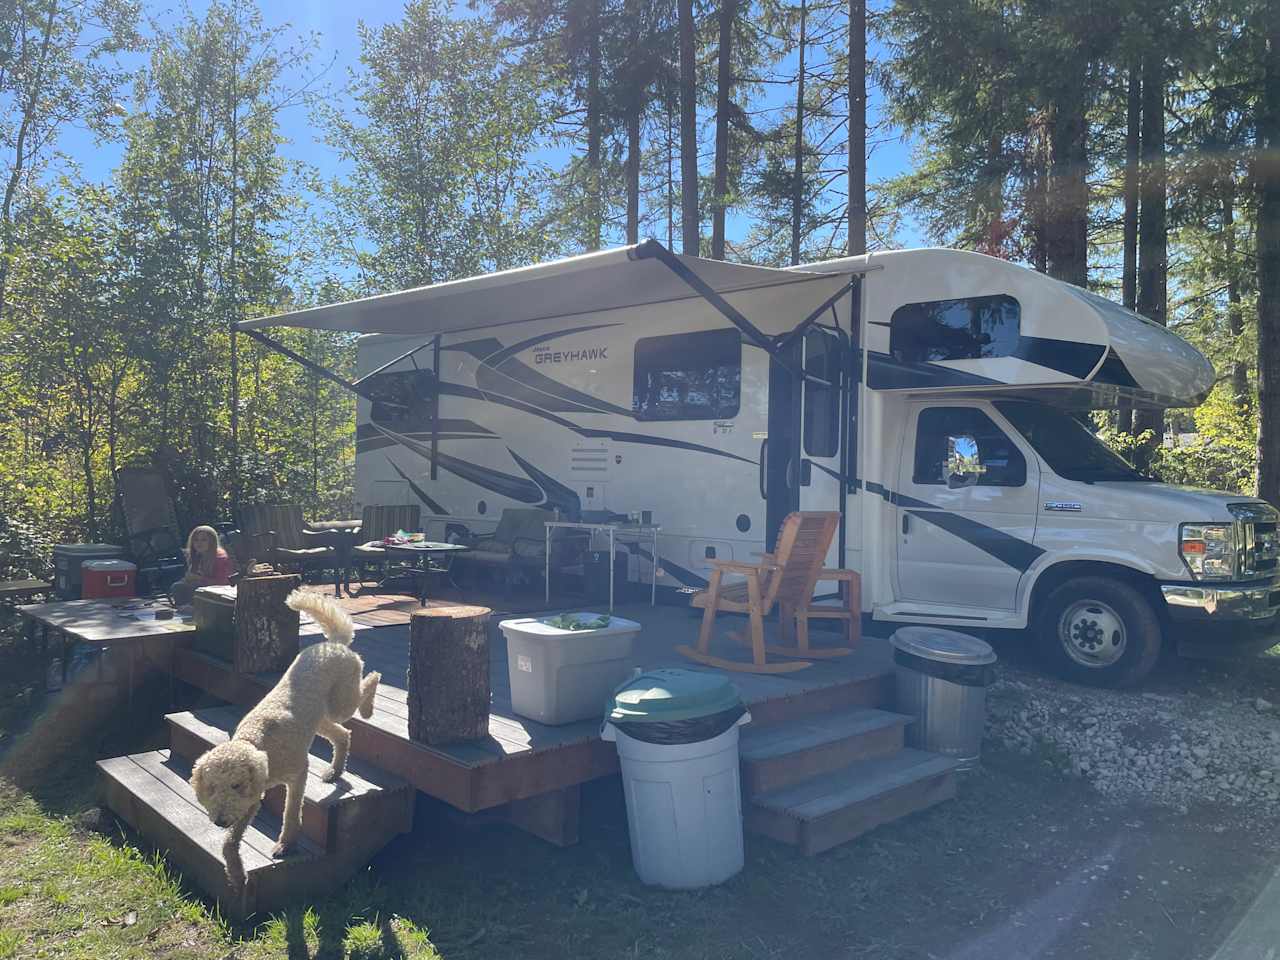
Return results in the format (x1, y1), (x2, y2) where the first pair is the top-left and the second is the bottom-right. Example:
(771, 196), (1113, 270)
(407, 605), (492, 744)
(234, 573), (301, 674)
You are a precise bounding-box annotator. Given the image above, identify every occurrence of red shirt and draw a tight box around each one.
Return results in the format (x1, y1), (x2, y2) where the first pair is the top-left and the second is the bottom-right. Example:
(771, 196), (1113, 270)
(191, 548), (235, 586)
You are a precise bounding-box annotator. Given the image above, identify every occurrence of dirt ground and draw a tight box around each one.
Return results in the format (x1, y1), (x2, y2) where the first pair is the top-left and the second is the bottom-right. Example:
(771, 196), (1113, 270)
(2, 610), (1279, 959)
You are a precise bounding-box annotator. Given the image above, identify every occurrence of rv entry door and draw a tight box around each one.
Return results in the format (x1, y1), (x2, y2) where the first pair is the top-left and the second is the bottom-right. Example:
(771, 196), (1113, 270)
(764, 328), (845, 561)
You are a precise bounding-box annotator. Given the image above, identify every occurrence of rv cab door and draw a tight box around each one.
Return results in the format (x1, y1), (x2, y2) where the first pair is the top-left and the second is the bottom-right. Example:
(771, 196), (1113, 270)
(894, 402), (1040, 611)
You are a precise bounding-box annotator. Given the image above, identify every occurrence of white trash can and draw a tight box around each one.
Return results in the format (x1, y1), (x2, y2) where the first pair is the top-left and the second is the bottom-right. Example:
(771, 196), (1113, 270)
(603, 669), (749, 889)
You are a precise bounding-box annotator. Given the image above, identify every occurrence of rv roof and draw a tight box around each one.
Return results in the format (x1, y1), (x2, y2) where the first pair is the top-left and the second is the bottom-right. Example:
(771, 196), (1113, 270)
(238, 241), (847, 337)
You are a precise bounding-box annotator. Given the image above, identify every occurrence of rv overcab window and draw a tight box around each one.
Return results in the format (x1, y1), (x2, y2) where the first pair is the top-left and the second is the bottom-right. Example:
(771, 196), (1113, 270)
(632, 327), (741, 422)
(890, 294), (1020, 363)
(366, 369), (437, 431)
(913, 407), (1026, 487)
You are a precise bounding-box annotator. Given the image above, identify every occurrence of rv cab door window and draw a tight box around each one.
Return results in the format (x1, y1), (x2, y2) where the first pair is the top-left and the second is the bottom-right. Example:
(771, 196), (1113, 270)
(912, 408), (1026, 487)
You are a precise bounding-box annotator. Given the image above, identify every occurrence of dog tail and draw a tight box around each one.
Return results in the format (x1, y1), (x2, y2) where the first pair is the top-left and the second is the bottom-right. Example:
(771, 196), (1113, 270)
(285, 589), (355, 646)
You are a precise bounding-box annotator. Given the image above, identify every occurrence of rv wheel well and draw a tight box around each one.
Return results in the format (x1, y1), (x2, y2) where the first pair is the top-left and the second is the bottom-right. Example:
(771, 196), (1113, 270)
(1028, 561), (1163, 620)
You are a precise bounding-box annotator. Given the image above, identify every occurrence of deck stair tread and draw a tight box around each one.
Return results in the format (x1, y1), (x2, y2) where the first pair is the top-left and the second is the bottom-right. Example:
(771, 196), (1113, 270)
(739, 707), (911, 761)
(97, 749), (330, 917)
(98, 746), (413, 917)
(751, 748), (958, 819)
(166, 705), (410, 805)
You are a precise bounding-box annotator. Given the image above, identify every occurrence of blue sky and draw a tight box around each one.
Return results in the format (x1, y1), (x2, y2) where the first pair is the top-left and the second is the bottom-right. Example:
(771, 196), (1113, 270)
(59, 0), (923, 255)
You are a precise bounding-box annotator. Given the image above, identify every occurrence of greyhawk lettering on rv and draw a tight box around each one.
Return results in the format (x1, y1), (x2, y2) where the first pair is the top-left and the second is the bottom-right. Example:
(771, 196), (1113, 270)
(534, 346), (608, 365)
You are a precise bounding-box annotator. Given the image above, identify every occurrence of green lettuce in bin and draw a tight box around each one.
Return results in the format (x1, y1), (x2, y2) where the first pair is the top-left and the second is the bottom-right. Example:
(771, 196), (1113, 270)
(542, 613), (612, 631)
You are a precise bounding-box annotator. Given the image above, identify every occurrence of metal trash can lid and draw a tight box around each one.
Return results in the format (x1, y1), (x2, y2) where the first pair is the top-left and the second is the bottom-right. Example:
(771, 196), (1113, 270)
(890, 627), (996, 666)
(607, 668), (742, 724)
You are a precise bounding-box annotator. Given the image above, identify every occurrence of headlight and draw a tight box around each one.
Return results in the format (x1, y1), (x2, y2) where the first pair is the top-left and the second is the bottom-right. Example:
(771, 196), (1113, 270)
(1180, 523), (1236, 580)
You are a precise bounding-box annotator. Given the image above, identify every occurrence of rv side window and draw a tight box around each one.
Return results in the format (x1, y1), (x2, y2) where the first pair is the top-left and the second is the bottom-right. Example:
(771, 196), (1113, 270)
(890, 294), (1020, 363)
(803, 328), (840, 457)
(913, 407), (1026, 487)
(366, 370), (437, 431)
(632, 328), (741, 421)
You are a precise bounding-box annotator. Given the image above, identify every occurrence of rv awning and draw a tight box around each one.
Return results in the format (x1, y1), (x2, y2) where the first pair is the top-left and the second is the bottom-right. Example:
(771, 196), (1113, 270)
(238, 240), (850, 341)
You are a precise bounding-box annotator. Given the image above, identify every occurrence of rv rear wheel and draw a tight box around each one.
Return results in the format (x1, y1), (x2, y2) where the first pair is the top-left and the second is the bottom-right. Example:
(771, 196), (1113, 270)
(1034, 576), (1162, 688)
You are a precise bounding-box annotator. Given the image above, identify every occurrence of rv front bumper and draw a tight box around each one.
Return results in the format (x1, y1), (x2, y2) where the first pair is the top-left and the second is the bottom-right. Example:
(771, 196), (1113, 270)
(1161, 576), (1280, 658)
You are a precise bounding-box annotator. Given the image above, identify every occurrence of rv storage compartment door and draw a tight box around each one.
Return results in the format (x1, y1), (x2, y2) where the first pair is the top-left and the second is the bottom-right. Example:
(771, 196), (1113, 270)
(894, 403), (1040, 611)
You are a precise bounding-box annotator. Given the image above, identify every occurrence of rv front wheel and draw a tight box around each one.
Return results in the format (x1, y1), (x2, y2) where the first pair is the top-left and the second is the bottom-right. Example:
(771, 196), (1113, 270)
(1034, 576), (1161, 688)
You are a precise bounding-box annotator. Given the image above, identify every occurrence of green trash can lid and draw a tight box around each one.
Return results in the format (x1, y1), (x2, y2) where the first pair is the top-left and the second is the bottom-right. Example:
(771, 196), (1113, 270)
(607, 669), (743, 724)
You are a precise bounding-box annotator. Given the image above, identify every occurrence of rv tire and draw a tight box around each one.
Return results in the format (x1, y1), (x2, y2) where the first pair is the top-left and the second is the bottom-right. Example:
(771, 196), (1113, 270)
(1034, 576), (1162, 688)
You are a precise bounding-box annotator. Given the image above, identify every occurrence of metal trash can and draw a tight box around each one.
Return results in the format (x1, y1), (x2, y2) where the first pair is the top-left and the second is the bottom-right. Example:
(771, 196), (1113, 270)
(603, 669), (749, 889)
(891, 627), (996, 769)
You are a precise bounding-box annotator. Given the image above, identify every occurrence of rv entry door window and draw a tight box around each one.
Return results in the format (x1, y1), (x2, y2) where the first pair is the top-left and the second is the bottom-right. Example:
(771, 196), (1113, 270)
(632, 327), (742, 421)
(802, 328), (841, 458)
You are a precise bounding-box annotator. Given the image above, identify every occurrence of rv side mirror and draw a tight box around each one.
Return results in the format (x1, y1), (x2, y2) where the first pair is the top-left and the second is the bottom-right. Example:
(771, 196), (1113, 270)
(945, 435), (984, 489)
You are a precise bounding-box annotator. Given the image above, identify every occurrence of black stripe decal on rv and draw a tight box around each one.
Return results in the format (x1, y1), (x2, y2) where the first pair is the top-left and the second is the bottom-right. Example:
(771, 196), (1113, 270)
(435, 380), (755, 464)
(385, 457), (449, 515)
(904, 508), (1044, 572)
(446, 326), (632, 417)
(372, 424), (582, 518)
(862, 479), (1043, 572)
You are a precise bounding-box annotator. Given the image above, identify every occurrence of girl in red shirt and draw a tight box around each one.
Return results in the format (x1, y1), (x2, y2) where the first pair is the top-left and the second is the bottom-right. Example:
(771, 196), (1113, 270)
(171, 525), (234, 604)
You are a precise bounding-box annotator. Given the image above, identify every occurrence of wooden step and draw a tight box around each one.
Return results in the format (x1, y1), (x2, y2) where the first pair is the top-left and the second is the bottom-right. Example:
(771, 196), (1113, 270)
(739, 707), (911, 797)
(98, 750), (338, 919)
(166, 706), (414, 852)
(746, 748), (958, 856)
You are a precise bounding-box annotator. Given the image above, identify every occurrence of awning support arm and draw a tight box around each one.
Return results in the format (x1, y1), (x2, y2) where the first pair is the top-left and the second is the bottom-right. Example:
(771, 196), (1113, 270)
(352, 338), (438, 389)
(629, 239), (779, 355)
(775, 279), (857, 354)
(240, 328), (377, 401)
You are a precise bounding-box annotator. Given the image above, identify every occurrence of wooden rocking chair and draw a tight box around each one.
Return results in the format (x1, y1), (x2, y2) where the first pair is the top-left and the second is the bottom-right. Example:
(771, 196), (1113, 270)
(677, 511), (861, 674)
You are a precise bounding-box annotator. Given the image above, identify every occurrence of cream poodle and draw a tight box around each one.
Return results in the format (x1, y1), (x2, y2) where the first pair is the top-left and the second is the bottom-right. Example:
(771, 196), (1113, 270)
(189, 589), (380, 886)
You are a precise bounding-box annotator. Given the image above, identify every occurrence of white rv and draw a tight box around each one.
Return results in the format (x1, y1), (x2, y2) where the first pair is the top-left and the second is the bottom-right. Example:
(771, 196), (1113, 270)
(241, 240), (1280, 686)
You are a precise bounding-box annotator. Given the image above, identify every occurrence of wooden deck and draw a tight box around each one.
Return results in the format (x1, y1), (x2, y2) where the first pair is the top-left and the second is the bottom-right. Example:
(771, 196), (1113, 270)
(172, 598), (896, 815)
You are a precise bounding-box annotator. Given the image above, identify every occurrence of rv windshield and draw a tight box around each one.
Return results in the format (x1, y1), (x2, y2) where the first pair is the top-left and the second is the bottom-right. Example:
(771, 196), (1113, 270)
(993, 401), (1150, 482)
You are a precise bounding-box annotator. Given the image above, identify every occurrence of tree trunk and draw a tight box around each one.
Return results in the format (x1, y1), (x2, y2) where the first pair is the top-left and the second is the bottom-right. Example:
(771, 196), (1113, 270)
(1133, 50), (1168, 464)
(1224, 184), (1249, 406)
(1043, 76), (1088, 287)
(679, 0), (699, 255)
(1257, 0), (1280, 506)
(847, 0), (866, 256)
(791, 0), (808, 266)
(626, 104), (641, 244)
(586, 0), (602, 252)
(1118, 63), (1141, 436)
(712, 0), (737, 260)
(407, 605), (492, 744)
(81, 432), (99, 543)
(233, 573), (301, 675)
(624, 0), (642, 246)
(666, 99), (676, 249)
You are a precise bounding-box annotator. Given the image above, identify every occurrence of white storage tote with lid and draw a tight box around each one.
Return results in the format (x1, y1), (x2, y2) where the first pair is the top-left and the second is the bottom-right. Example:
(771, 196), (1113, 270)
(498, 613), (641, 725)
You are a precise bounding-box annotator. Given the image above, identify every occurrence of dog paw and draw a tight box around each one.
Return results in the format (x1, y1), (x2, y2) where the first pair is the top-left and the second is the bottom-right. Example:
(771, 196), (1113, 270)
(270, 840), (293, 859)
(320, 765), (344, 783)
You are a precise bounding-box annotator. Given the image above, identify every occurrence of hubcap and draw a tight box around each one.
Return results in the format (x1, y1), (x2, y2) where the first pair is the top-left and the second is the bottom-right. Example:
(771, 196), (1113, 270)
(1059, 599), (1127, 668)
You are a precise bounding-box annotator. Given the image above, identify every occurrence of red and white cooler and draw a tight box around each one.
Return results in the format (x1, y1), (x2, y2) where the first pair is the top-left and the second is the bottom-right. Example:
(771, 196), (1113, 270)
(81, 559), (137, 599)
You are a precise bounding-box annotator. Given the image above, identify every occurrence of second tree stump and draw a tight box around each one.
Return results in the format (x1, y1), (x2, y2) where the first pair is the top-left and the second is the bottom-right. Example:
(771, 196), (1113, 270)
(407, 604), (492, 744)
